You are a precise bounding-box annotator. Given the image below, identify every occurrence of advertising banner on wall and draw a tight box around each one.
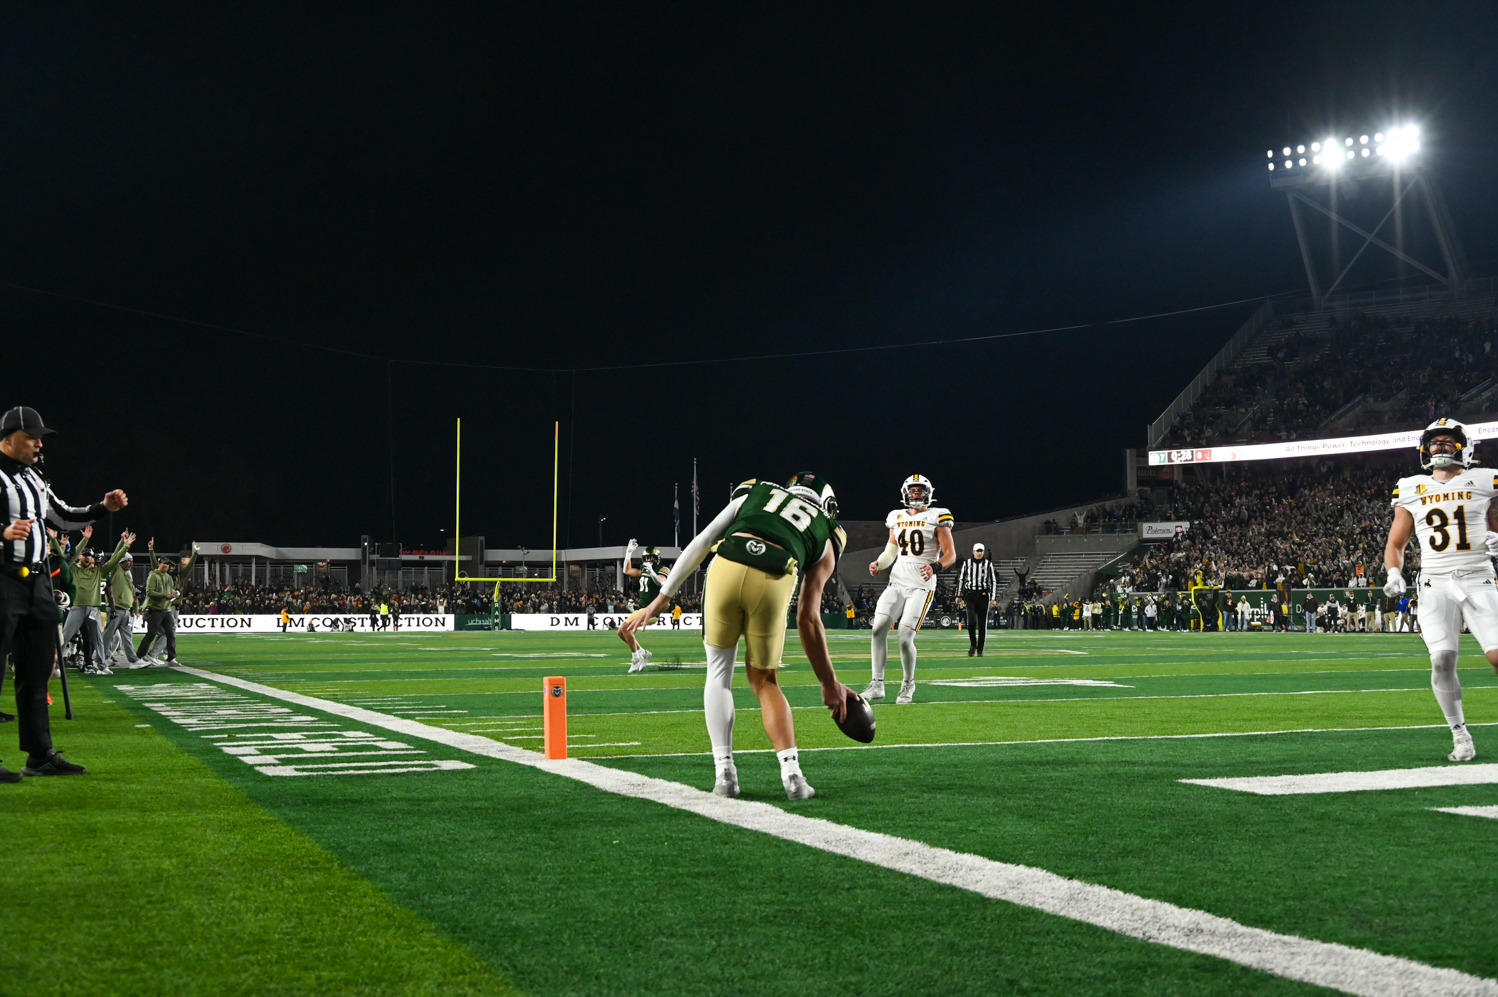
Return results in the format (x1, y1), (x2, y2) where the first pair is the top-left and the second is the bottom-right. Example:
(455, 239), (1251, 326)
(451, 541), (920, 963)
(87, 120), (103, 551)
(1148, 420), (1498, 466)
(1139, 521), (1192, 541)
(177, 614), (455, 633)
(508, 613), (702, 631)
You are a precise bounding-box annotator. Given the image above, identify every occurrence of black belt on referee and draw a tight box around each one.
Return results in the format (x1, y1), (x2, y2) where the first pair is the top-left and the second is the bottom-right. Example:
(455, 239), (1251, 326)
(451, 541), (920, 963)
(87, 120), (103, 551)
(2, 562), (45, 579)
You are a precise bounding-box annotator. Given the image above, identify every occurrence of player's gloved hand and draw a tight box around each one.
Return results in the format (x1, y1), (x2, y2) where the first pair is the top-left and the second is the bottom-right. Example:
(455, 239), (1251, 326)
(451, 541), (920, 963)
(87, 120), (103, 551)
(1383, 568), (1406, 598)
(1485, 534), (1498, 556)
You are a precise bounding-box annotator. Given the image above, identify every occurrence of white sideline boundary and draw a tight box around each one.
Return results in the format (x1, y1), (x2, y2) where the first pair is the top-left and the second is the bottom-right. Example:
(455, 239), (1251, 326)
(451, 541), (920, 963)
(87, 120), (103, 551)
(173, 666), (1493, 997)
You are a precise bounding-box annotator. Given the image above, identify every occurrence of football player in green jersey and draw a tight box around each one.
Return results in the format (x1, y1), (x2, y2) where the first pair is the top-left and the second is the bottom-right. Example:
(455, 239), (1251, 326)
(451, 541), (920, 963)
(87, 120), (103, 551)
(620, 541), (669, 672)
(622, 472), (854, 800)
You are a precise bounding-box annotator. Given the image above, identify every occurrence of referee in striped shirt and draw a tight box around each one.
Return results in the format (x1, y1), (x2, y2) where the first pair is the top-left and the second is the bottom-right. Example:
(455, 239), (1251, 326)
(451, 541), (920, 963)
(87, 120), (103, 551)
(957, 542), (998, 657)
(0, 406), (128, 781)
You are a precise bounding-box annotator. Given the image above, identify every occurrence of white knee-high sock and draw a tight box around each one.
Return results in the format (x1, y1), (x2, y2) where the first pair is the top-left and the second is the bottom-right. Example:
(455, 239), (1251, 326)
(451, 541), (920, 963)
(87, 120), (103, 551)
(898, 626), (918, 683)
(777, 747), (802, 781)
(1431, 650), (1466, 729)
(704, 644), (738, 768)
(870, 616), (892, 681)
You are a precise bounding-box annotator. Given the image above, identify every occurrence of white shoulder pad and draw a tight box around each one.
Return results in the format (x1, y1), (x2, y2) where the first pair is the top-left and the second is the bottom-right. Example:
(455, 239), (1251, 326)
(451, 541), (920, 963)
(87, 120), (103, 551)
(931, 507), (955, 526)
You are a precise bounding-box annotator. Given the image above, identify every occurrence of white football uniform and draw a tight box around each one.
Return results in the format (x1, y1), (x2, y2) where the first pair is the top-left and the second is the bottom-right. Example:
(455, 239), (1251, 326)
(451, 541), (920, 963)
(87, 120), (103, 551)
(875, 505), (955, 630)
(1392, 470), (1498, 653)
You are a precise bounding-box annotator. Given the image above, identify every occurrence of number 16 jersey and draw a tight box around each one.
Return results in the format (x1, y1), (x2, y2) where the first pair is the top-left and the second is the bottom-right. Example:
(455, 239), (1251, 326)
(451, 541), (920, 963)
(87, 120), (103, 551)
(1391, 470), (1498, 576)
(885, 506), (955, 590)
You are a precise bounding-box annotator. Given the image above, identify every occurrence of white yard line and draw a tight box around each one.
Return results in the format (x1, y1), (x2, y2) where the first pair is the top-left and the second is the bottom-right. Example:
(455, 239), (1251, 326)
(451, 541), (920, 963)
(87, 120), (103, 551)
(1184, 764), (1498, 795)
(1431, 806), (1498, 820)
(174, 665), (1496, 997)
(585, 722), (1497, 759)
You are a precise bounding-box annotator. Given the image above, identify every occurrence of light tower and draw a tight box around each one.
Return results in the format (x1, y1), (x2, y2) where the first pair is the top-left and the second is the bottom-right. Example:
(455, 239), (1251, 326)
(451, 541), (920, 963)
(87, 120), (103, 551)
(1267, 124), (1468, 309)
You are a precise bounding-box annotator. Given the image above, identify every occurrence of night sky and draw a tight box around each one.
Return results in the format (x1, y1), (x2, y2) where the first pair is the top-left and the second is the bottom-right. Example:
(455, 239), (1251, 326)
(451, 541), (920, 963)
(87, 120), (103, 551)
(8, 3), (1498, 553)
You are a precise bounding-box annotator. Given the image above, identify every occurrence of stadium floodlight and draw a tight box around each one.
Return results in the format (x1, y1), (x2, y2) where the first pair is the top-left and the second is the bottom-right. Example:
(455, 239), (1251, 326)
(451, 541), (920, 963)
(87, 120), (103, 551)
(1263, 117), (1466, 312)
(454, 418), (560, 585)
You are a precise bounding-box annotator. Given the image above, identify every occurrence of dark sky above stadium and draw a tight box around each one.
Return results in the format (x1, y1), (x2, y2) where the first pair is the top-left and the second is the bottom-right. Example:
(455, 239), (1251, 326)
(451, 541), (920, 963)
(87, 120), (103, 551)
(8, 2), (1498, 552)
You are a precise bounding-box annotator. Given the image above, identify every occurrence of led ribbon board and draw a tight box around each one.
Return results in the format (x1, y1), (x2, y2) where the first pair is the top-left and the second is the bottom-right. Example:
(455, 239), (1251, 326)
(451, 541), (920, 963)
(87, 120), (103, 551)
(1149, 420), (1498, 466)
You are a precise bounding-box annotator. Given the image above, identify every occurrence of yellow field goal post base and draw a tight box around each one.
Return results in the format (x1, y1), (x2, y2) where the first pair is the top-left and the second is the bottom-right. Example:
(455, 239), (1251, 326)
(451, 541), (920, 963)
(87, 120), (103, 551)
(454, 419), (560, 599)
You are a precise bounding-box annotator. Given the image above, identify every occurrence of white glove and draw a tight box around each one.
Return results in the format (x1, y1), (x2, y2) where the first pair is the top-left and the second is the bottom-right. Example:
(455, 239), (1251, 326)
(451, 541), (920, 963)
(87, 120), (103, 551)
(1383, 568), (1406, 598)
(1486, 534), (1498, 556)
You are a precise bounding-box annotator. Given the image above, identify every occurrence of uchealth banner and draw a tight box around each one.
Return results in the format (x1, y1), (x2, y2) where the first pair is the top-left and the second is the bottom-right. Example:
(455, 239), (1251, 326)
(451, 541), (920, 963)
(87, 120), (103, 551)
(1147, 420), (1498, 466)
(177, 614), (454, 633)
(509, 613), (702, 631)
(1140, 521), (1191, 540)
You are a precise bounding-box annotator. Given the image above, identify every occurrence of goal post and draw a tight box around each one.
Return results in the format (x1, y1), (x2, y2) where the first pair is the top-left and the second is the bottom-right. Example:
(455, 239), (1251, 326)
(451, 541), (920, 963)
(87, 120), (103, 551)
(454, 418), (559, 584)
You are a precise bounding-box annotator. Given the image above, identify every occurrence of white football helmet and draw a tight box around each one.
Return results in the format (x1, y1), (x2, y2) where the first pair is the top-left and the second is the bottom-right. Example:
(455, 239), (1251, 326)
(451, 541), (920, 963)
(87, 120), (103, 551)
(1419, 418), (1475, 471)
(901, 474), (934, 510)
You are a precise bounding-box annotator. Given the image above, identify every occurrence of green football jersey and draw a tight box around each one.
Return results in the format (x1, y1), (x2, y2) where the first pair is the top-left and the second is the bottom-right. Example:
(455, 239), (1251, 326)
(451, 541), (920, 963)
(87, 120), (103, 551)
(725, 479), (846, 571)
(638, 561), (669, 600)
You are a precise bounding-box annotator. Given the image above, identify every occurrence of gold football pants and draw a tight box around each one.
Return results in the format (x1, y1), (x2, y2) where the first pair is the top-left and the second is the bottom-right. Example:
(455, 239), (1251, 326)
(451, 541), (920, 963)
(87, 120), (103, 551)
(703, 556), (797, 670)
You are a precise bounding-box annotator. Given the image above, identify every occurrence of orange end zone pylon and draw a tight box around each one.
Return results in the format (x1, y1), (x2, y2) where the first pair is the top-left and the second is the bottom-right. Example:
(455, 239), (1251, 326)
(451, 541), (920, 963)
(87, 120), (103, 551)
(543, 676), (567, 759)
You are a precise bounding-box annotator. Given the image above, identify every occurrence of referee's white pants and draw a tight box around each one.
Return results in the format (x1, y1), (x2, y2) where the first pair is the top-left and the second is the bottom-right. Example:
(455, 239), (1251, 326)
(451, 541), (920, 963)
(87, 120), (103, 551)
(1415, 571), (1498, 655)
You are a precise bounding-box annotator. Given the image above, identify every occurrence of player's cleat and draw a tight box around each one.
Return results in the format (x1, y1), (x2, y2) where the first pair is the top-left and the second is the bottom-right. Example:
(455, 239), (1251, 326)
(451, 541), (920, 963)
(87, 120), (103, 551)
(967, 648), (975, 657)
(628, 648), (653, 674)
(783, 772), (815, 800)
(895, 680), (915, 705)
(976, 649), (984, 657)
(712, 768), (740, 797)
(0, 764), (20, 784)
(861, 679), (885, 702)
(0, 712), (14, 723)
(22, 751), (87, 776)
(1450, 729), (1476, 762)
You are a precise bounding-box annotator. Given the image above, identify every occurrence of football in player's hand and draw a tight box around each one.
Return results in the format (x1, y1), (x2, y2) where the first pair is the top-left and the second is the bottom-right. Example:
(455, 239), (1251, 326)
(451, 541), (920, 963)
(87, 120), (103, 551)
(834, 691), (876, 743)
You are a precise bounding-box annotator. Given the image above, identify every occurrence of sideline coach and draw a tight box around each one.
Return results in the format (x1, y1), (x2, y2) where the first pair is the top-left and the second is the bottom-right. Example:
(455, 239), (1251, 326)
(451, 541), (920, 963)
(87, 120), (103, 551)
(957, 542), (998, 657)
(0, 407), (128, 781)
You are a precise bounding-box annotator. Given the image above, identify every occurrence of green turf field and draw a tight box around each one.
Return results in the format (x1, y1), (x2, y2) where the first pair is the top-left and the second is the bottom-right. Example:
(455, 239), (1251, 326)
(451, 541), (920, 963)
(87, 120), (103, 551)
(5, 628), (1498, 995)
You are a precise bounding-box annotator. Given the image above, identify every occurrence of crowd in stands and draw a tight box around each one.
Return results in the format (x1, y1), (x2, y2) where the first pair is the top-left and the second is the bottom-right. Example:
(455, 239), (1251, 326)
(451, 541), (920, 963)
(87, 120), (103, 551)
(1163, 312), (1498, 448)
(1110, 463), (1406, 593)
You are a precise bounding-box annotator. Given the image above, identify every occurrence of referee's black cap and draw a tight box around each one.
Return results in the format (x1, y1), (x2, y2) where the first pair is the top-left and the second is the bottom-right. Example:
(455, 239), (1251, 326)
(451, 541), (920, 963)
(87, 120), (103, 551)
(0, 406), (56, 438)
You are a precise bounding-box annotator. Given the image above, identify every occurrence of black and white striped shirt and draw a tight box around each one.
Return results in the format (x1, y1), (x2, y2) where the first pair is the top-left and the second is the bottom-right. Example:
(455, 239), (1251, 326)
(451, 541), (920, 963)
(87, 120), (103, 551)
(956, 556), (998, 597)
(0, 454), (103, 565)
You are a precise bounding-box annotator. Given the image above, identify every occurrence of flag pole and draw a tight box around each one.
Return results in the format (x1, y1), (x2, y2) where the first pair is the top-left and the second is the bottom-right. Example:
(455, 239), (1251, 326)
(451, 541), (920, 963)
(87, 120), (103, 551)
(691, 458), (699, 594)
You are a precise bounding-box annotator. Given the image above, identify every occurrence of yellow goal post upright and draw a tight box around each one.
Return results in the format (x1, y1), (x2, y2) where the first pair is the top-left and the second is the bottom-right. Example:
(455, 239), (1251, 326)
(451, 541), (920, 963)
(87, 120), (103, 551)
(453, 418), (560, 599)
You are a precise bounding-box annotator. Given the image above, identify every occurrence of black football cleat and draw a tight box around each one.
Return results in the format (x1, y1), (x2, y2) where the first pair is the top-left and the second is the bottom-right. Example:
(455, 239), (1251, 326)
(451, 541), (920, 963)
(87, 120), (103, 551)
(0, 711), (15, 723)
(23, 751), (87, 776)
(0, 764), (21, 784)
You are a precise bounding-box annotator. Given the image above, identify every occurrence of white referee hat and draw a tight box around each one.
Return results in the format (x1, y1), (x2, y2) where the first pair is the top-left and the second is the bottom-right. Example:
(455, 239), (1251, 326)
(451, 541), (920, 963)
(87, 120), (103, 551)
(973, 542), (986, 552)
